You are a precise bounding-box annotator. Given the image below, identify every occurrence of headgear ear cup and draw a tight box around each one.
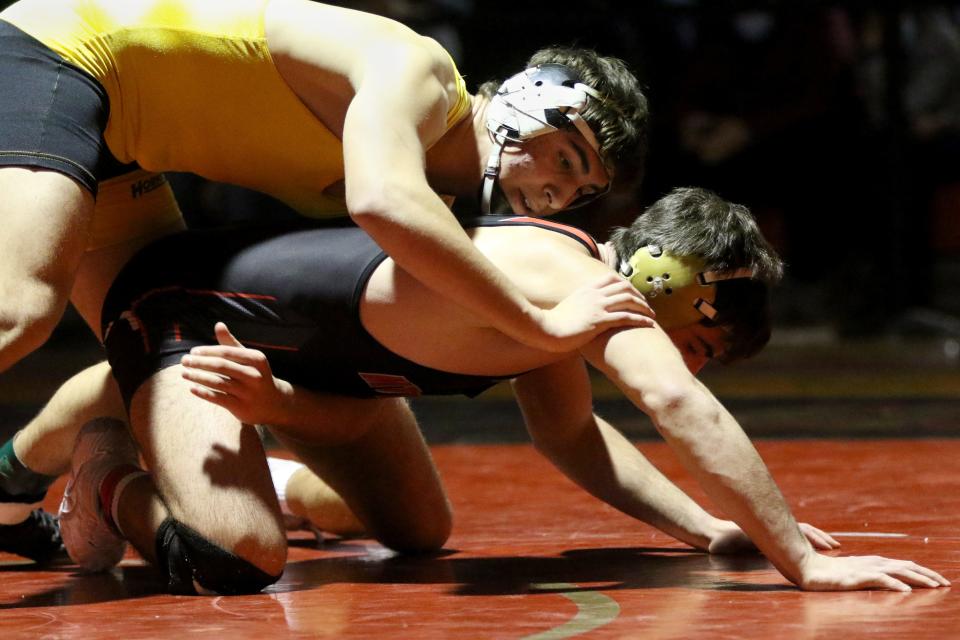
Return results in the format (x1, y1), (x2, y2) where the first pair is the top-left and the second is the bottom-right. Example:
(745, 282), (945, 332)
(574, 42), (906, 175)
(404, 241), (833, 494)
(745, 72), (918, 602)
(620, 246), (716, 329)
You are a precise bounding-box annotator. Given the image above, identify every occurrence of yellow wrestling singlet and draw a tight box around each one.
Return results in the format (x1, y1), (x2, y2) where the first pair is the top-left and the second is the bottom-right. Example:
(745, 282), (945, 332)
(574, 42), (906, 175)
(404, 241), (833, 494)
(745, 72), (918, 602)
(1, 0), (471, 223)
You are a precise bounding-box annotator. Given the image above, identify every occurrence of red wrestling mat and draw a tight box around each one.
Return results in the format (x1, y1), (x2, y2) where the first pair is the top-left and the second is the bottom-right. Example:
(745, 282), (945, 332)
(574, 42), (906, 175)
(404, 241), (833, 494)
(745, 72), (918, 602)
(2, 439), (957, 639)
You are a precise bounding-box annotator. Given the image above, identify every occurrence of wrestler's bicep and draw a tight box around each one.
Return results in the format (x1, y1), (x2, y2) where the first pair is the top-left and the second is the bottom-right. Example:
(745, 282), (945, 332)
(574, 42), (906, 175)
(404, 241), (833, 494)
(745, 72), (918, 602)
(342, 61), (448, 199)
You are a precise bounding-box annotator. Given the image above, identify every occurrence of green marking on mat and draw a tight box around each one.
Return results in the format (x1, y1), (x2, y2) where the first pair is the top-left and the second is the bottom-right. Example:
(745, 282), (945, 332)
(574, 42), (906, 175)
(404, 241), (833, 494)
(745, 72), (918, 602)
(523, 583), (620, 639)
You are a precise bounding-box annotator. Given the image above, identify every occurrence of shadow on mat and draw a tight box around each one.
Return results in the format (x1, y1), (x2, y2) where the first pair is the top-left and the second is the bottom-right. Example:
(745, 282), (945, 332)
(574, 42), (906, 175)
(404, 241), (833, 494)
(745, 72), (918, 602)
(274, 545), (786, 596)
(0, 563), (167, 609)
(0, 544), (783, 608)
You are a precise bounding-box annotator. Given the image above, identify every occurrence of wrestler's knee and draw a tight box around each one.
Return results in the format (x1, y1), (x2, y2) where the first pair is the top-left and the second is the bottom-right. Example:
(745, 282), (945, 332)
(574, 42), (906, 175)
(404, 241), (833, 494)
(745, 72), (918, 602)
(154, 518), (286, 595)
(375, 503), (452, 554)
(0, 292), (64, 359)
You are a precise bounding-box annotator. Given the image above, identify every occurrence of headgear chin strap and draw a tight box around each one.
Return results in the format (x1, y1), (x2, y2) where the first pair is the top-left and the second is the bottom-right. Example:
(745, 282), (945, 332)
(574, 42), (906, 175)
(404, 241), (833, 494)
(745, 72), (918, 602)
(619, 245), (756, 329)
(482, 63), (608, 214)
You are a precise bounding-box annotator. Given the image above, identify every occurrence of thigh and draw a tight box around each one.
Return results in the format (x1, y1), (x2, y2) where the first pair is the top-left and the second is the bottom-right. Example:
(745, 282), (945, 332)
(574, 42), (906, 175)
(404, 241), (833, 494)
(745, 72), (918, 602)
(0, 22), (124, 346)
(0, 165), (93, 276)
(129, 366), (286, 572)
(0, 167), (93, 367)
(0, 20), (101, 298)
(274, 397), (452, 552)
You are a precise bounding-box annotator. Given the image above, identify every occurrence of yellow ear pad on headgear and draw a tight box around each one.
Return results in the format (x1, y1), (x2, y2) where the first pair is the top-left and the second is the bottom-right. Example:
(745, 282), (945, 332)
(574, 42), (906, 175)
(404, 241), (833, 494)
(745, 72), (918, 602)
(620, 246), (718, 329)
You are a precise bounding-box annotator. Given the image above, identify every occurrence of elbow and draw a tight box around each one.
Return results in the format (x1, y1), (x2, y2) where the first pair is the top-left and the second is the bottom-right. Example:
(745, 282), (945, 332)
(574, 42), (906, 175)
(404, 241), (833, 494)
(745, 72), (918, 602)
(346, 192), (399, 242)
(640, 377), (719, 438)
(346, 194), (389, 227)
(346, 178), (412, 229)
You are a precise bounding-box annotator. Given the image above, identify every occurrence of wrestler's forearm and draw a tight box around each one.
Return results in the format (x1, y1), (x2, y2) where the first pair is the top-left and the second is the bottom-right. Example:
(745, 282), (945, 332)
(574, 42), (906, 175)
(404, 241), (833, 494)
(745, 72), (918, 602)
(538, 414), (727, 551)
(339, 75), (558, 352)
(647, 385), (813, 585)
(248, 3), (551, 350)
(581, 328), (813, 585)
(346, 176), (547, 348)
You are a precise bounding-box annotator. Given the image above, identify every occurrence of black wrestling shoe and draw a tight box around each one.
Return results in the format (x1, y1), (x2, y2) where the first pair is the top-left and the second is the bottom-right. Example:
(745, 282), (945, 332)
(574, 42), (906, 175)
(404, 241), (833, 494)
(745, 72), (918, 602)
(0, 509), (68, 564)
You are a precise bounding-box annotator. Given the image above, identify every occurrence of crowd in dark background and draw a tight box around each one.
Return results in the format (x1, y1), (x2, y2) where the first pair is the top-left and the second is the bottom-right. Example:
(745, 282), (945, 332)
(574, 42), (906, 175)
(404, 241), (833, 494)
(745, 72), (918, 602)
(9, 0), (960, 339)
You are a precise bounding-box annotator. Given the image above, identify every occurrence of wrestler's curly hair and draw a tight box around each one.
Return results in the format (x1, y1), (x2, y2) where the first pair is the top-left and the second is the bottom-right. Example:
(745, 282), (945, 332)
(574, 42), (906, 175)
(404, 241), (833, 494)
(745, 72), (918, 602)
(478, 46), (649, 179)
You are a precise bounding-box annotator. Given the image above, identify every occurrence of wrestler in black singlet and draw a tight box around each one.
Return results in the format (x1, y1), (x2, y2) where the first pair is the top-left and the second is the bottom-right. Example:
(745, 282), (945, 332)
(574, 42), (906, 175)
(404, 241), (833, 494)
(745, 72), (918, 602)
(102, 218), (600, 406)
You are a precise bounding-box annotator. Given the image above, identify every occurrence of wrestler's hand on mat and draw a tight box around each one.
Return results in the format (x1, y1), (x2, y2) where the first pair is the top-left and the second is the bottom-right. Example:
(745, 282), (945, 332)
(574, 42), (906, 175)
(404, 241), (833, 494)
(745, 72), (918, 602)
(707, 520), (840, 554)
(180, 322), (293, 425)
(534, 273), (655, 353)
(797, 553), (950, 592)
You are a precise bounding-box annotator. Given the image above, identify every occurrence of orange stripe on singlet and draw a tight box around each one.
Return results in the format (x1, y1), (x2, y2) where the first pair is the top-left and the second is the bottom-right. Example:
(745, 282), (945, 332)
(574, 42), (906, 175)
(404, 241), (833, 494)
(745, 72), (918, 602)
(502, 216), (600, 258)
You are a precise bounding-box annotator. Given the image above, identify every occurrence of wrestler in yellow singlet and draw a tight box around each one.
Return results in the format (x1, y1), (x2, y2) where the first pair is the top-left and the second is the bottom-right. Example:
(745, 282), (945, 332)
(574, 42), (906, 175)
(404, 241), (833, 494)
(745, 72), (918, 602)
(0, 0), (471, 248)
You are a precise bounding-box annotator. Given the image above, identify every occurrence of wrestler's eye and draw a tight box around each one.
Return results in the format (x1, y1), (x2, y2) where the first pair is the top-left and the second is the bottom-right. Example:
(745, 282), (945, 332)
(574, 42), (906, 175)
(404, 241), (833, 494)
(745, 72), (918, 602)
(559, 152), (572, 170)
(578, 185), (599, 198)
(698, 337), (716, 360)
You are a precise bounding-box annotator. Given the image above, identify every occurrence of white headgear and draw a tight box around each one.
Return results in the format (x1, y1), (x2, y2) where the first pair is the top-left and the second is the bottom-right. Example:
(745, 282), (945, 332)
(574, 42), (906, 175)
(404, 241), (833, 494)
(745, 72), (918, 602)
(482, 63), (608, 213)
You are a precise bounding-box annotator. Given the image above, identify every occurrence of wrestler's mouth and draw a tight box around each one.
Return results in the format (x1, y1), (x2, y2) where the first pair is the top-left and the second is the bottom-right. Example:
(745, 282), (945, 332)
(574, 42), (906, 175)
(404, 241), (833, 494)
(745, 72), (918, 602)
(519, 190), (534, 215)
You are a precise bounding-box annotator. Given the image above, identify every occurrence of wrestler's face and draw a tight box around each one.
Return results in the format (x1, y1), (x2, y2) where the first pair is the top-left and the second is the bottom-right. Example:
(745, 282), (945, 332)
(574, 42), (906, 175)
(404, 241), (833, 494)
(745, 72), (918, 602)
(497, 129), (610, 215)
(666, 323), (728, 374)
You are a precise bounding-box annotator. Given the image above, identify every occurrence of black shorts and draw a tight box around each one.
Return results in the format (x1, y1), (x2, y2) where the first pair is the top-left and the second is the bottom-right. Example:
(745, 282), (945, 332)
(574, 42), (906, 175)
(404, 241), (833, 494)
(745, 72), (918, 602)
(103, 288), (281, 408)
(0, 20), (133, 194)
(100, 225), (321, 408)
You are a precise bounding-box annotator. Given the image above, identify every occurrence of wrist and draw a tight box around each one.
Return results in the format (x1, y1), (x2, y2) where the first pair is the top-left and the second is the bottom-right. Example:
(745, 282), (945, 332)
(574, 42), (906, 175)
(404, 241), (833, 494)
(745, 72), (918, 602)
(269, 378), (296, 426)
(702, 517), (736, 552)
(507, 302), (551, 348)
(704, 516), (733, 539)
(792, 542), (820, 587)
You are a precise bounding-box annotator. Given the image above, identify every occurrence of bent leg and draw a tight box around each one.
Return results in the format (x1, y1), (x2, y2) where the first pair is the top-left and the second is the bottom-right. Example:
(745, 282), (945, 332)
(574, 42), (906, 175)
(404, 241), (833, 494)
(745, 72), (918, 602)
(118, 366), (286, 593)
(13, 361), (125, 477)
(282, 462), (365, 536)
(0, 361), (123, 565)
(273, 397), (452, 553)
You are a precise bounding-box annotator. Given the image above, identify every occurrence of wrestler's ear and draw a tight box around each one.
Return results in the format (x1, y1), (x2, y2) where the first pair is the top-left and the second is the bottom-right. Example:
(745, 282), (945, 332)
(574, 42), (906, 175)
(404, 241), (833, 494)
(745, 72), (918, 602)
(214, 321), (243, 348)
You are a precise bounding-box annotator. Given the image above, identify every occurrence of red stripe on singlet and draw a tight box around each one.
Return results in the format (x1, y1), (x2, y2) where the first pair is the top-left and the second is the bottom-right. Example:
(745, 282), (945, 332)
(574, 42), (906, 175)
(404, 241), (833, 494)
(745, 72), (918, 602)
(112, 287), (281, 354)
(502, 216), (600, 258)
(183, 289), (278, 301)
(242, 340), (300, 352)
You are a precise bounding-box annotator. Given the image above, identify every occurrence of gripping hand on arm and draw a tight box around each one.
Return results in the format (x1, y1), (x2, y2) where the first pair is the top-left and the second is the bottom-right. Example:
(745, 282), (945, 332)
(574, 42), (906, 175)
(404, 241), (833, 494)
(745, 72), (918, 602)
(534, 274), (656, 351)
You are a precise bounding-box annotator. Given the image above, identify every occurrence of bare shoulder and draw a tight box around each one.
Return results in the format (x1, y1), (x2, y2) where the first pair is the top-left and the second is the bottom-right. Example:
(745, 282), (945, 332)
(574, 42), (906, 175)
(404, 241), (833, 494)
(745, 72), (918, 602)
(473, 225), (612, 308)
(417, 36), (463, 96)
(266, 0), (447, 81)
